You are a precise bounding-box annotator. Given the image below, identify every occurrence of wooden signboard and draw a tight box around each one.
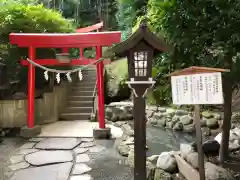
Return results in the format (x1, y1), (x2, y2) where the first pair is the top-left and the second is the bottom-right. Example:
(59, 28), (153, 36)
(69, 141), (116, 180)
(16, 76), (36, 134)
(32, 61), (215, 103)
(171, 72), (223, 105)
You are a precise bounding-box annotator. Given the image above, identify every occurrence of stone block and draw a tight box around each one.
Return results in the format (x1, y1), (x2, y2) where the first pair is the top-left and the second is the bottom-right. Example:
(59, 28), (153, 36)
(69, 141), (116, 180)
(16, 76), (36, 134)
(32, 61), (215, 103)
(93, 127), (111, 139)
(20, 126), (41, 138)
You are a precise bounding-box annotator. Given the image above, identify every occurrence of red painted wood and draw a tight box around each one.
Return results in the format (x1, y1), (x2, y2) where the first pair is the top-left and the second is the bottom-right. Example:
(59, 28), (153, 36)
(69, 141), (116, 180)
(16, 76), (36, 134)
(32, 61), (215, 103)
(76, 22), (103, 33)
(96, 46), (105, 129)
(62, 48), (69, 53)
(80, 48), (83, 58)
(28, 47), (36, 128)
(9, 31), (121, 47)
(20, 58), (111, 66)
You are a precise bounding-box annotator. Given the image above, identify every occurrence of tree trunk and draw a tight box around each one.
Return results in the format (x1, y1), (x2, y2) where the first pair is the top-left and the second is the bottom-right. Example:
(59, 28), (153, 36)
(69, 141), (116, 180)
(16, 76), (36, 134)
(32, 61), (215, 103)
(219, 56), (233, 164)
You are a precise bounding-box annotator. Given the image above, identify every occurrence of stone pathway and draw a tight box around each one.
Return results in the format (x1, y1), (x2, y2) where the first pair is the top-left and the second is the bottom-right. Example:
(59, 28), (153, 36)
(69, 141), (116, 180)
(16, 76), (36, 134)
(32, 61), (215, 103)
(7, 137), (133, 180)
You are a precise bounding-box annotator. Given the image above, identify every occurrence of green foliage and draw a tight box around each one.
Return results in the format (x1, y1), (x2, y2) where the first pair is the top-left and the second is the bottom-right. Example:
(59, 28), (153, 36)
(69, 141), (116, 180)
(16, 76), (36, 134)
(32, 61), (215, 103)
(0, 1), (74, 91)
(38, 0), (118, 31)
(149, 0), (240, 68)
(145, 0), (240, 106)
(116, 0), (148, 39)
(151, 53), (173, 105)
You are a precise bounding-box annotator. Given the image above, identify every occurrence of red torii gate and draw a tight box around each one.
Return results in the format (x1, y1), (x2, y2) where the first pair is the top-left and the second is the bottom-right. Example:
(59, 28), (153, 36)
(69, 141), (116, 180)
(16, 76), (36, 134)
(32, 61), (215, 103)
(9, 23), (121, 136)
(75, 22), (104, 57)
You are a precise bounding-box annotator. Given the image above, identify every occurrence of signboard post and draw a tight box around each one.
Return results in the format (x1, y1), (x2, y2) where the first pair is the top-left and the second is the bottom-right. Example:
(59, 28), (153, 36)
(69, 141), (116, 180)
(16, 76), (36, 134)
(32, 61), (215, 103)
(169, 66), (230, 180)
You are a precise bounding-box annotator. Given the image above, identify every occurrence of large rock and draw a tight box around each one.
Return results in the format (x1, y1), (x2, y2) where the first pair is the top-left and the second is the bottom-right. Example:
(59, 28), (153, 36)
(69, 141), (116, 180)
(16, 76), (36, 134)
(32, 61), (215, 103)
(202, 111), (214, 118)
(147, 155), (159, 165)
(173, 121), (183, 131)
(180, 115), (193, 125)
(205, 162), (234, 180)
(180, 143), (195, 159)
(154, 113), (165, 120)
(35, 138), (81, 150)
(186, 152), (199, 169)
(213, 113), (221, 120)
(156, 152), (177, 173)
(166, 108), (176, 117)
(149, 118), (158, 125)
(206, 118), (218, 129)
(231, 127), (240, 140)
(172, 115), (180, 124)
(25, 150), (73, 166)
(121, 123), (134, 136)
(156, 118), (166, 127)
(232, 113), (240, 123)
(154, 168), (172, 180)
(183, 124), (195, 133)
(146, 161), (156, 180)
(229, 139), (240, 151)
(175, 110), (188, 116)
(166, 121), (174, 129)
(105, 106), (133, 122)
(158, 107), (167, 113)
(201, 127), (211, 136)
(146, 110), (155, 119)
(10, 162), (73, 180)
(117, 142), (130, 157)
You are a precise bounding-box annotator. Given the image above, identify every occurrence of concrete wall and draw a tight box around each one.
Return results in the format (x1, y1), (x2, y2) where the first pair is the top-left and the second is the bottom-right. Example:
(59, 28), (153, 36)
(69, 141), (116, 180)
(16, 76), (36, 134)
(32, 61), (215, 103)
(0, 81), (72, 128)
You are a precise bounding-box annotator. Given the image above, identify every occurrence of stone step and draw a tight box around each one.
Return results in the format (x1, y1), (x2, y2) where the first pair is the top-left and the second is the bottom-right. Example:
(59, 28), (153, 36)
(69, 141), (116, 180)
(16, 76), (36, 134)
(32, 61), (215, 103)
(75, 82), (96, 86)
(82, 71), (96, 75)
(72, 86), (95, 90)
(81, 72), (96, 76)
(63, 107), (93, 113)
(71, 91), (93, 96)
(68, 96), (93, 101)
(68, 100), (92, 107)
(60, 113), (91, 120)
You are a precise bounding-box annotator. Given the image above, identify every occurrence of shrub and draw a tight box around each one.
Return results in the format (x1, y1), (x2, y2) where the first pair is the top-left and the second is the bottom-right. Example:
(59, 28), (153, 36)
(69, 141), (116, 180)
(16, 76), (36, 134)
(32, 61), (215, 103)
(0, 2), (74, 92)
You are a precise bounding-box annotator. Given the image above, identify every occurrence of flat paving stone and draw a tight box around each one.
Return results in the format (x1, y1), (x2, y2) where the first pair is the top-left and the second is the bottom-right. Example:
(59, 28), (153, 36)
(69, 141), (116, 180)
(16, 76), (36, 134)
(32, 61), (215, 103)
(16, 148), (39, 155)
(81, 138), (94, 142)
(74, 147), (88, 154)
(76, 154), (90, 163)
(70, 174), (92, 180)
(19, 142), (36, 149)
(10, 162), (73, 180)
(79, 142), (95, 148)
(89, 146), (106, 153)
(29, 138), (46, 142)
(10, 155), (24, 164)
(25, 150), (73, 166)
(72, 164), (92, 175)
(35, 138), (82, 150)
(9, 162), (30, 171)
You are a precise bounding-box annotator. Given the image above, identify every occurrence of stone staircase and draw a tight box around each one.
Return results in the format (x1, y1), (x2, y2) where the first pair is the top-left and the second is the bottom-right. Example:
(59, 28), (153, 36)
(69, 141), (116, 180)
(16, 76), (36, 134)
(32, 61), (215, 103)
(59, 68), (97, 121)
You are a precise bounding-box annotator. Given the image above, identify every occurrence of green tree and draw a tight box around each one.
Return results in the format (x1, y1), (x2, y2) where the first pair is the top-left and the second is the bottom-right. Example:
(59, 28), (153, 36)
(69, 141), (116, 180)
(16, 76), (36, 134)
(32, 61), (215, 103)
(149, 0), (240, 163)
(0, 1), (74, 92)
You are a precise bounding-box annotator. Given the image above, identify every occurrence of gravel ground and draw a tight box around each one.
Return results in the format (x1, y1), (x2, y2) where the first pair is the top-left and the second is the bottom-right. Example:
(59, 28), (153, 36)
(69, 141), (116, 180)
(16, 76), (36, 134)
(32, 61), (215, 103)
(0, 138), (27, 180)
(89, 139), (134, 180)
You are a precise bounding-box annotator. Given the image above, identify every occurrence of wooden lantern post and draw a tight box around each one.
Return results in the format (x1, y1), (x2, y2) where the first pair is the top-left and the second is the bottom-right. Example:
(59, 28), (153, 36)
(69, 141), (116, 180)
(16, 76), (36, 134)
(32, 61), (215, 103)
(111, 20), (169, 180)
(169, 66), (230, 180)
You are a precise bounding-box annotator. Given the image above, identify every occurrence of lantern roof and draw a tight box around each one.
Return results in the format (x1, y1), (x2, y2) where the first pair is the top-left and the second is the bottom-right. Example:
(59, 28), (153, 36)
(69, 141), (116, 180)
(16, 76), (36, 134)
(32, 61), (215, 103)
(169, 66), (230, 76)
(110, 19), (170, 56)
